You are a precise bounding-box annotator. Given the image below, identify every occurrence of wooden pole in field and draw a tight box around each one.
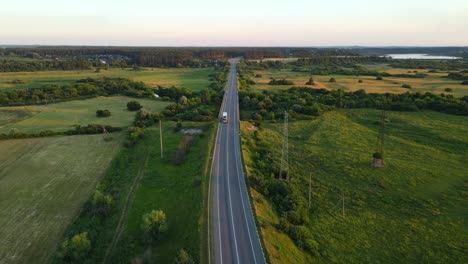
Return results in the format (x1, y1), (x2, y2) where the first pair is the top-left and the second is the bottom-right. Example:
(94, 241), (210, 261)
(159, 119), (163, 159)
(308, 174), (312, 208)
(342, 191), (345, 218)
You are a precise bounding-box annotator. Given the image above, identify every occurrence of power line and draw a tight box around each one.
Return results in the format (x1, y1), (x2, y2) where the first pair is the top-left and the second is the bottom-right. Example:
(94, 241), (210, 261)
(342, 191), (345, 218)
(159, 119), (163, 159)
(308, 173), (312, 208)
(280, 111), (289, 181)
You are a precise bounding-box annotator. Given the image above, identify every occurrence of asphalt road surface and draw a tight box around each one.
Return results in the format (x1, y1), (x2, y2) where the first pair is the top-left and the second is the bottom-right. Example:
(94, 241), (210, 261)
(211, 58), (265, 264)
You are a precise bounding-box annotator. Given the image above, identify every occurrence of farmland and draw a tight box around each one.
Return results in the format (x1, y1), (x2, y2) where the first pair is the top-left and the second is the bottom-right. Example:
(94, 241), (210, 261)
(0, 54), (223, 263)
(0, 67), (215, 91)
(250, 68), (468, 97)
(0, 96), (170, 133)
(241, 109), (468, 263)
(0, 133), (125, 264)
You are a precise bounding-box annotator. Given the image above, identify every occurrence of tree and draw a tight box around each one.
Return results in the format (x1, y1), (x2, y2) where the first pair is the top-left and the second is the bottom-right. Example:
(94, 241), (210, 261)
(305, 77), (315, 85)
(60, 232), (91, 260)
(175, 121), (183, 132)
(141, 210), (167, 243)
(127, 100), (142, 111)
(179, 95), (189, 105)
(91, 190), (113, 216)
(373, 152), (383, 159)
(96, 109), (111, 117)
(269, 78), (294, 85)
(174, 249), (194, 264)
(128, 126), (144, 142)
(252, 113), (263, 121)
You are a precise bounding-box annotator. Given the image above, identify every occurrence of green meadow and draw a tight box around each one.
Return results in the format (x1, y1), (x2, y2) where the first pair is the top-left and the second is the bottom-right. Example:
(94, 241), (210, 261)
(241, 109), (468, 263)
(0, 67), (215, 91)
(54, 122), (215, 264)
(0, 96), (170, 133)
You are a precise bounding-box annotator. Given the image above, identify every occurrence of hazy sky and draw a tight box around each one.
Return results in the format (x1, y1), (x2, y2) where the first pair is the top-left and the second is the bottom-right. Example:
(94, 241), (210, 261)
(1, 0), (467, 46)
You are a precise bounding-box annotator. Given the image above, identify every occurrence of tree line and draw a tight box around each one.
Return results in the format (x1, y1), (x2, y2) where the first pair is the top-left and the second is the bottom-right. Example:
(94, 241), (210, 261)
(0, 58), (93, 72)
(240, 87), (468, 119)
(0, 77), (153, 106)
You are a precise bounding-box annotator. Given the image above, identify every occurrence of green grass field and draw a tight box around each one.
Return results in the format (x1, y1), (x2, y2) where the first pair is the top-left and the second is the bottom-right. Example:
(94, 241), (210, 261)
(54, 122), (215, 264)
(251, 69), (468, 97)
(0, 67), (215, 91)
(114, 122), (215, 263)
(0, 133), (125, 264)
(0, 96), (170, 133)
(241, 109), (468, 263)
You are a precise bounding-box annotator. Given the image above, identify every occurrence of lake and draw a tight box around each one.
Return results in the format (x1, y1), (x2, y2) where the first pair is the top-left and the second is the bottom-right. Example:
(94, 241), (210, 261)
(386, 54), (461, 60)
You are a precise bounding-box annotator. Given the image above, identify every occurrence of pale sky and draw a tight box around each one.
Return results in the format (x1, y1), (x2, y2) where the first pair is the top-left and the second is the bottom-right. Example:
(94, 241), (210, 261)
(1, 0), (467, 46)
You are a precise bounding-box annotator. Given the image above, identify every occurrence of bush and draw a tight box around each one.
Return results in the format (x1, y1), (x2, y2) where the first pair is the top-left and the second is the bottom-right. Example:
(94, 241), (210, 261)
(329, 78), (336, 83)
(373, 152), (383, 159)
(402, 84), (412, 89)
(141, 210), (167, 244)
(127, 100), (142, 111)
(128, 126), (144, 142)
(444, 88), (453, 92)
(175, 121), (183, 132)
(305, 77), (315, 85)
(376, 76), (383, 80)
(289, 225), (312, 249)
(178, 95), (189, 105)
(252, 113), (263, 121)
(96, 109), (111, 117)
(59, 232), (91, 260)
(358, 79), (363, 83)
(461, 80), (468, 85)
(10, 79), (25, 84)
(66, 124), (122, 135)
(174, 249), (195, 264)
(269, 78), (294, 85)
(134, 109), (158, 127)
(305, 239), (321, 256)
(91, 190), (113, 216)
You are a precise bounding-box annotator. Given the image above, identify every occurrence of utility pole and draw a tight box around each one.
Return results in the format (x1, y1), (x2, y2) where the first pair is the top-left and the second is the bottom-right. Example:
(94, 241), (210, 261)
(280, 111), (289, 180)
(308, 174), (312, 208)
(376, 109), (386, 157)
(159, 119), (163, 159)
(372, 109), (386, 168)
(342, 191), (345, 218)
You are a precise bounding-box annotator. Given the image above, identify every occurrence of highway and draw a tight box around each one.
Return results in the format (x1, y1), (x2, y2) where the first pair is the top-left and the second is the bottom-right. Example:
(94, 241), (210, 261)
(211, 58), (266, 264)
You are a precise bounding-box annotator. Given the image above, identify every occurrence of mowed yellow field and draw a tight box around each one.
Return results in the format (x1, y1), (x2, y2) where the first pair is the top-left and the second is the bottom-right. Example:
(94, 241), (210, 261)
(252, 69), (468, 96)
(0, 134), (124, 264)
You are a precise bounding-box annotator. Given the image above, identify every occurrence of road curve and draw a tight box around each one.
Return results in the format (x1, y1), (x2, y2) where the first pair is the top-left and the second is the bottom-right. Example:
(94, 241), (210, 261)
(211, 58), (265, 264)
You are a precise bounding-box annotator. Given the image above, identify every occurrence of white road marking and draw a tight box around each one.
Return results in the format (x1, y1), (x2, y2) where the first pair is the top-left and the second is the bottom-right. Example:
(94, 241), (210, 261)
(216, 123), (223, 264)
(233, 103), (258, 263)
